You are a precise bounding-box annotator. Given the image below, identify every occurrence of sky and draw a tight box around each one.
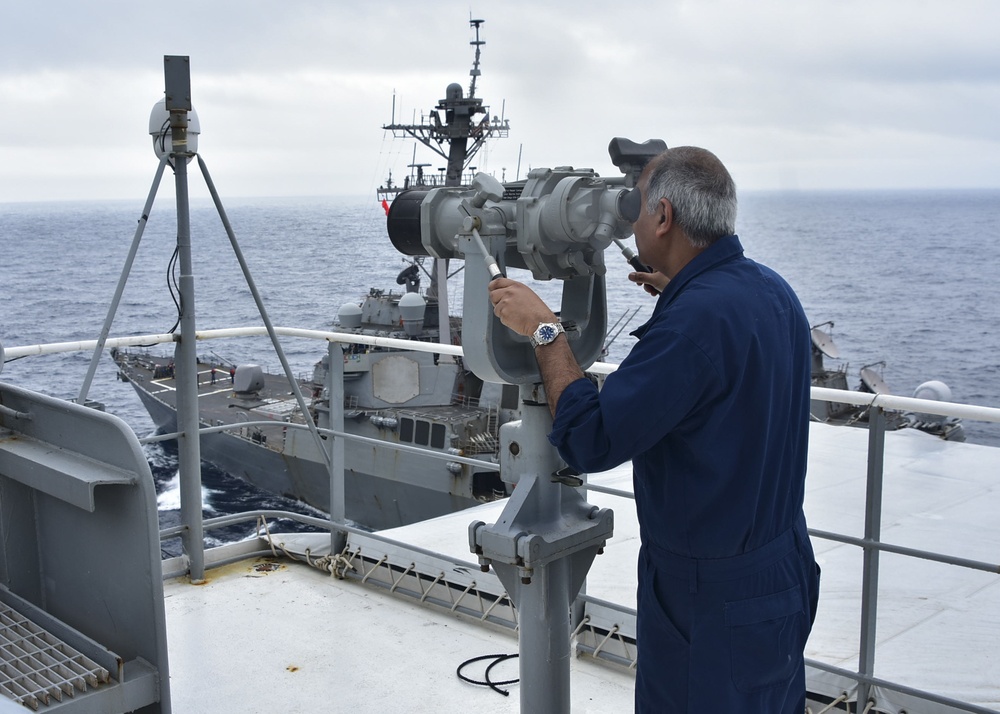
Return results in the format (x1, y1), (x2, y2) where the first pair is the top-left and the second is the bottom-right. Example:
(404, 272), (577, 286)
(2, 0), (999, 203)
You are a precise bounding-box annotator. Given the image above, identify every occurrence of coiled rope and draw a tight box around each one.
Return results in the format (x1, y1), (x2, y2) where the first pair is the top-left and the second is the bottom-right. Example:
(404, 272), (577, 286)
(255, 516), (355, 578)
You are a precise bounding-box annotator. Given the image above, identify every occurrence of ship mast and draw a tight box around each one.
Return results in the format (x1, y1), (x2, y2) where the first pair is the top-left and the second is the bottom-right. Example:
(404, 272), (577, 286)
(379, 18), (511, 347)
(381, 18), (510, 191)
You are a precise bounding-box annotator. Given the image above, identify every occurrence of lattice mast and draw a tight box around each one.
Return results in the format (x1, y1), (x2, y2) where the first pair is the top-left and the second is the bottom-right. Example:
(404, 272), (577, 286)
(382, 18), (510, 191)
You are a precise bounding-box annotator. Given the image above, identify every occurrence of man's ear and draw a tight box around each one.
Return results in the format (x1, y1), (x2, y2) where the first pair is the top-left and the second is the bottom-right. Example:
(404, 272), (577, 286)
(656, 198), (673, 236)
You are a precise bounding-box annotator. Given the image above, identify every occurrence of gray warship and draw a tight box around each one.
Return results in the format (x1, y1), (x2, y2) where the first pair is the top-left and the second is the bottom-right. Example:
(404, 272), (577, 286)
(113, 20), (517, 530)
(111, 19), (962, 536)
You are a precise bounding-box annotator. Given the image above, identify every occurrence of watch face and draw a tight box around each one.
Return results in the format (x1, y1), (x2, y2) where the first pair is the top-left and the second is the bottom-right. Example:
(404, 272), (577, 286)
(538, 324), (557, 342)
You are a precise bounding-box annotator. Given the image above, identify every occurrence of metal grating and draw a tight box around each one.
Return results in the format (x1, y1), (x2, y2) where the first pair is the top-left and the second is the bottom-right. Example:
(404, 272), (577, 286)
(0, 602), (111, 710)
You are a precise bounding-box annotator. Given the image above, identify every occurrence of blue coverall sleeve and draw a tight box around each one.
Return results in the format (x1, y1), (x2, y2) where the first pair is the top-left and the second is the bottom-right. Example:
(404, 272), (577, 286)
(548, 325), (720, 473)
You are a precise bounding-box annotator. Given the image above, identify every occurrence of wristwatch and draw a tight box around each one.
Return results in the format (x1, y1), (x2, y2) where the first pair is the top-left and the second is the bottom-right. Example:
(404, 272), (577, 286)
(529, 321), (565, 348)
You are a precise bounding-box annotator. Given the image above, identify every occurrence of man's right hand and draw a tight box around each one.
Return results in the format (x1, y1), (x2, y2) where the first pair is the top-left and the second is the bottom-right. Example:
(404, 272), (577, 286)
(487, 277), (559, 336)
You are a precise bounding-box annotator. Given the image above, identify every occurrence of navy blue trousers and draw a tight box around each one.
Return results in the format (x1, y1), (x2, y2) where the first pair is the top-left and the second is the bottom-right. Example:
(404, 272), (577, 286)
(635, 518), (820, 713)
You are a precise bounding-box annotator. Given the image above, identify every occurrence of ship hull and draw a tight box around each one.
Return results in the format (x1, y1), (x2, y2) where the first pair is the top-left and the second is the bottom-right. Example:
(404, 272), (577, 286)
(130, 382), (480, 530)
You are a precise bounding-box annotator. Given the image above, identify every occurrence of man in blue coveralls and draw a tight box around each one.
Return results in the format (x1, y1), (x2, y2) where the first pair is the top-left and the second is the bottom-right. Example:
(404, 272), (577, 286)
(488, 146), (820, 713)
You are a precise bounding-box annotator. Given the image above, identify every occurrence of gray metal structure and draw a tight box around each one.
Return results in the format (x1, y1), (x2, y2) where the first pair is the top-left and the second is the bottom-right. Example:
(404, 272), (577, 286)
(809, 321), (966, 440)
(164, 55), (208, 584)
(0, 383), (170, 712)
(386, 137), (664, 713)
(110, 28), (523, 536)
(470, 389), (614, 714)
(380, 18), (512, 345)
(85, 56), (331, 582)
(380, 19), (510, 191)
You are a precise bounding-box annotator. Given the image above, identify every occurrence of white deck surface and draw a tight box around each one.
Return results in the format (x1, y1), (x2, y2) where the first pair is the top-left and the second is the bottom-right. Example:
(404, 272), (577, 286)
(163, 558), (635, 713)
(380, 423), (1000, 710)
(164, 421), (1000, 712)
(803, 423), (1000, 710)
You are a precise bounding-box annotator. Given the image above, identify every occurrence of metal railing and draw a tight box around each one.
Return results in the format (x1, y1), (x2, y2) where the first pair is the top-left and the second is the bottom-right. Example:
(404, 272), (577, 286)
(5, 330), (1000, 713)
(801, 392), (1000, 714)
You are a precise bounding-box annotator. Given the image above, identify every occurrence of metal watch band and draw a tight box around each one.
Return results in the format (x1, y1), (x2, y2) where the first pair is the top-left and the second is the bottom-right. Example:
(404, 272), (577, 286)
(529, 321), (565, 348)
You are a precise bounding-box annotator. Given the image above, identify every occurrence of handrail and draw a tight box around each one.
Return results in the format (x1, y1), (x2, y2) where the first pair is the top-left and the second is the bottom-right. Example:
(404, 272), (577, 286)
(811, 385), (1000, 423)
(2, 327), (463, 359)
(168, 508), (486, 573)
(6, 330), (1000, 713)
(142, 419), (501, 471)
(6, 327), (999, 419)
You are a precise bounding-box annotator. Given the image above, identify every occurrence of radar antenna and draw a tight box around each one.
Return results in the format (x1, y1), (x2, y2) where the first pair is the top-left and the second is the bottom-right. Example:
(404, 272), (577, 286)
(468, 17), (484, 100)
(381, 18), (510, 188)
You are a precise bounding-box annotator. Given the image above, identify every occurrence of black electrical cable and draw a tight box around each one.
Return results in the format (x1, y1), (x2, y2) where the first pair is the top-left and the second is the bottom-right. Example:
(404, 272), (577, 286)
(166, 245), (181, 334)
(156, 117), (170, 156)
(484, 654), (519, 695)
(156, 117), (177, 171)
(456, 653), (519, 697)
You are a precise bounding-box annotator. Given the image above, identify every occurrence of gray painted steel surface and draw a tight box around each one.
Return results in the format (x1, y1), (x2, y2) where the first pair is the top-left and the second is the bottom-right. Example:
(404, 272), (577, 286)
(0, 383), (170, 712)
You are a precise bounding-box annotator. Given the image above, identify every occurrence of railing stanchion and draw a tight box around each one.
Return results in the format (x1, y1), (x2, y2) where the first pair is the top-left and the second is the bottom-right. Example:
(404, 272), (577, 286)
(858, 404), (887, 706)
(328, 341), (347, 554)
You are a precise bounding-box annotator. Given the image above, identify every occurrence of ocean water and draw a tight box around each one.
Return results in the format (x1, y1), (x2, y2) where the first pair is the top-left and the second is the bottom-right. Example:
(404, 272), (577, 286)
(2, 189), (999, 543)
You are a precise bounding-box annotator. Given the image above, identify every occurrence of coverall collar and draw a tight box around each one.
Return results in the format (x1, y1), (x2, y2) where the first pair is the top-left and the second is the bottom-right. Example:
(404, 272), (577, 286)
(631, 234), (745, 339)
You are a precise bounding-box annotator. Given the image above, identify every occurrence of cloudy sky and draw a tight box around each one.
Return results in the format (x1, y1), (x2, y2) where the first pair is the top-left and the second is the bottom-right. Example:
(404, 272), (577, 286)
(3, 0), (998, 203)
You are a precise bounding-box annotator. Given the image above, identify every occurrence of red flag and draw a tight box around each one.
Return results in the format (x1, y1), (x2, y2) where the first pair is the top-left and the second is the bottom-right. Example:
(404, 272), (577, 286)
(381, 199), (390, 215)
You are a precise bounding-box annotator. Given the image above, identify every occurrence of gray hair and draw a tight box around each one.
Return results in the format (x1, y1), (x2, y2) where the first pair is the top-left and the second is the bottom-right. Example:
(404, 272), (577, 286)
(644, 147), (737, 248)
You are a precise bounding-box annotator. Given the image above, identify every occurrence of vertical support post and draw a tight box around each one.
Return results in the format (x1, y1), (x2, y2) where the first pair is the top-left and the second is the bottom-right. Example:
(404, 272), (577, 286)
(435, 259), (451, 361)
(469, 390), (612, 713)
(512, 393), (572, 714)
(327, 341), (347, 554)
(165, 55), (205, 583)
(573, 471), (590, 632)
(518, 548), (572, 714)
(858, 405), (886, 706)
